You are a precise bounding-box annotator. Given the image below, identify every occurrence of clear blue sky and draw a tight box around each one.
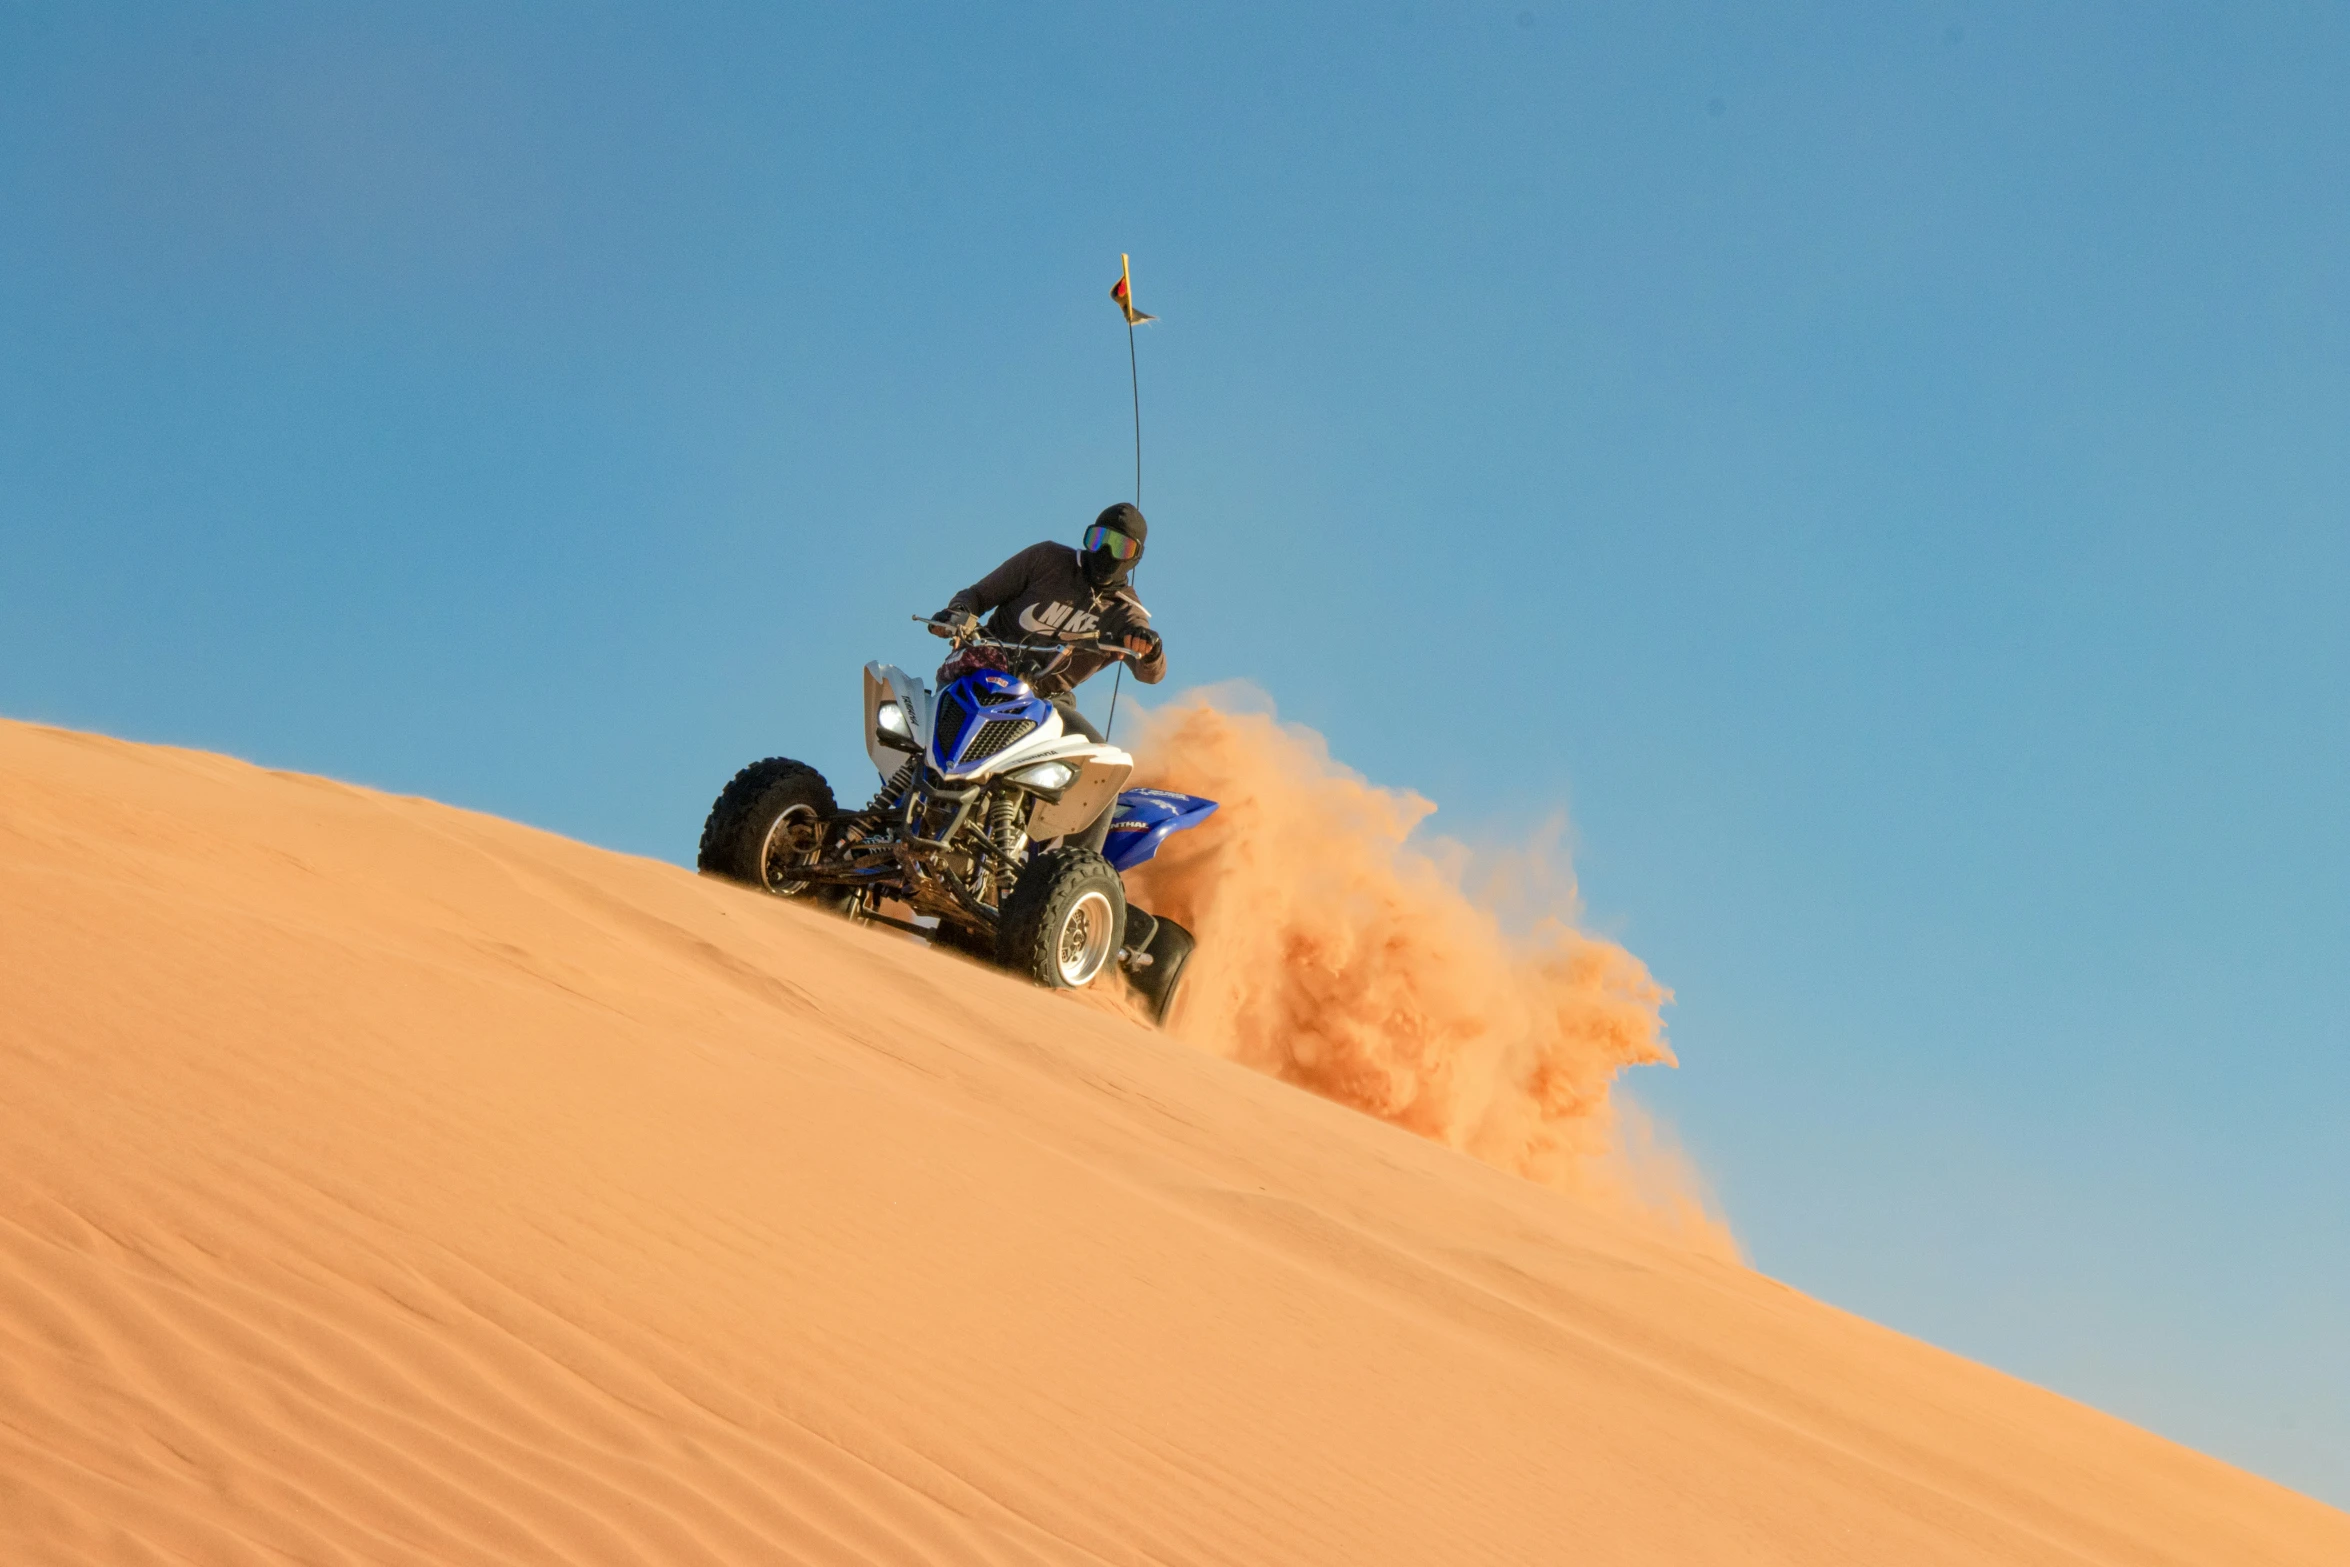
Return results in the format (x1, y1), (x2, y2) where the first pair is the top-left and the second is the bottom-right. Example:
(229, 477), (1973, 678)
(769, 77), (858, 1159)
(4, 1), (2344, 1506)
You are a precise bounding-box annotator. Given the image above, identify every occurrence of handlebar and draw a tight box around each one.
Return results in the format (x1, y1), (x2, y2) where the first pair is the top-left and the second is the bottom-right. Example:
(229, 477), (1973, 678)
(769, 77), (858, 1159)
(911, 615), (1143, 663)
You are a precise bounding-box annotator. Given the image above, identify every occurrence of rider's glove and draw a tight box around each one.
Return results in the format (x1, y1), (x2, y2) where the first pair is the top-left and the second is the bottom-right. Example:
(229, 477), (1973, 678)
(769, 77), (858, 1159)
(929, 608), (979, 639)
(1097, 601), (1159, 662)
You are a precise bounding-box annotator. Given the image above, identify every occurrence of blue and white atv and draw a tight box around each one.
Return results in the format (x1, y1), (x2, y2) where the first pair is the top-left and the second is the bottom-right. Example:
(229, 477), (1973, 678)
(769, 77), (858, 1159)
(697, 617), (1216, 1021)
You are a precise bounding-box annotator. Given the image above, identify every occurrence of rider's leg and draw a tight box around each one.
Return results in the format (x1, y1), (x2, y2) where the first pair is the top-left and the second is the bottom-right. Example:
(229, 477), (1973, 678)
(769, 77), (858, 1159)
(1051, 698), (1104, 743)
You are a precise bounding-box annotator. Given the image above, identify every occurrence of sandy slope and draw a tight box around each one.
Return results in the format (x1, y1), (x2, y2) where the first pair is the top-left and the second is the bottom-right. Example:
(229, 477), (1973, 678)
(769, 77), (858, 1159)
(0, 719), (2340, 1567)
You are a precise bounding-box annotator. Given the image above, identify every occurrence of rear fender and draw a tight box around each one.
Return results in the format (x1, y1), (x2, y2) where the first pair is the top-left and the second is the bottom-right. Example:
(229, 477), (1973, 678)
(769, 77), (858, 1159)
(1103, 788), (1219, 873)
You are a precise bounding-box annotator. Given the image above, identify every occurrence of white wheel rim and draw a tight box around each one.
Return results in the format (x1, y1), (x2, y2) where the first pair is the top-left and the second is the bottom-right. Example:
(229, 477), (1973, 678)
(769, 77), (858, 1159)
(759, 804), (820, 894)
(1055, 889), (1116, 986)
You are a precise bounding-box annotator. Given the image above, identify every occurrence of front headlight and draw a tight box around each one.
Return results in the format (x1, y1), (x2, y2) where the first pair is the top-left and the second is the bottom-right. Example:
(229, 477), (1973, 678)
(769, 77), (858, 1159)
(1012, 761), (1077, 792)
(874, 700), (916, 750)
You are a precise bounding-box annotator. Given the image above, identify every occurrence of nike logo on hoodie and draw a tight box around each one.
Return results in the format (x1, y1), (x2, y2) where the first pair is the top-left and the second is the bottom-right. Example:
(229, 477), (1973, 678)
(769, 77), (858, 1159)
(1018, 601), (1100, 638)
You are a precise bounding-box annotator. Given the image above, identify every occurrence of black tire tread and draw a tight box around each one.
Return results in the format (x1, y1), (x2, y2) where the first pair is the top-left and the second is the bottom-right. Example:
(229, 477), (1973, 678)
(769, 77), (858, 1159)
(697, 757), (837, 884)
(996, 846), (1125, 987)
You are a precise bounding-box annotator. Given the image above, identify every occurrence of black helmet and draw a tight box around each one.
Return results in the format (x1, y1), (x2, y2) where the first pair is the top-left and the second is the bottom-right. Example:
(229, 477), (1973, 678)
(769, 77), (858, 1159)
(1081, 503), (1147, 587)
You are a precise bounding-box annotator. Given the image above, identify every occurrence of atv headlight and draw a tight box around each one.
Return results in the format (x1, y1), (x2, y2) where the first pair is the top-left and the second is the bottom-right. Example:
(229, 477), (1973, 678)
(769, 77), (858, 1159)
(874, 700), (915, 749)
(1012, 761), (1077, 793)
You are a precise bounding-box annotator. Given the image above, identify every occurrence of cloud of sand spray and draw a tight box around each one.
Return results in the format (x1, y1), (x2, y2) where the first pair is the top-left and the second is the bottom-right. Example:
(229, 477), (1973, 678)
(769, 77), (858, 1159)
(1119, 688), (1736, 1259)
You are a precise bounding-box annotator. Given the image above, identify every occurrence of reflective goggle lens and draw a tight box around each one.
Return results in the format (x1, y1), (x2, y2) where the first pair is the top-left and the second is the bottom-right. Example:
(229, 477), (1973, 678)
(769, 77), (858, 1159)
(1083, 525), (1142, 560)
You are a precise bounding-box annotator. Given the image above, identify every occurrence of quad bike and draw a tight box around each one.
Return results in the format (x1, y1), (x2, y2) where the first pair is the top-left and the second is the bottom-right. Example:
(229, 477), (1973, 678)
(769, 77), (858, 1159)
(697, 617), (1216, 1022)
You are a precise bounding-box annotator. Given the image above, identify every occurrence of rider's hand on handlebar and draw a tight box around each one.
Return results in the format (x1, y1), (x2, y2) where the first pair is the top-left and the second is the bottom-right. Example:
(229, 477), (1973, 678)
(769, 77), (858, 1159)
(1109, 625), (1161, 663)
(928, 608), (979, 639)
(1094, 602), (1159, 664)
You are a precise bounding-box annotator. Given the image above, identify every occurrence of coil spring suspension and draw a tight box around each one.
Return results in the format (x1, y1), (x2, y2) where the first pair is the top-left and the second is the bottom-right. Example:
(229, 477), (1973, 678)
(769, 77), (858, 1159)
(864, 762), (913, 816)
(983, 791), (1025, 901)
(833, 763), (916, 921)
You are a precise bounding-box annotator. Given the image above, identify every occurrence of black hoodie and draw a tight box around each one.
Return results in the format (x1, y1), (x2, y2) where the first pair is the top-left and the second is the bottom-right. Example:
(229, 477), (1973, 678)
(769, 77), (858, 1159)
(945, 541), (1167, 697)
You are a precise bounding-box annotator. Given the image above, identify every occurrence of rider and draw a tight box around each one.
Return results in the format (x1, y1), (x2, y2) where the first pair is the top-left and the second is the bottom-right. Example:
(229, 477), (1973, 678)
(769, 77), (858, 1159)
(929, 503), (1166, 741)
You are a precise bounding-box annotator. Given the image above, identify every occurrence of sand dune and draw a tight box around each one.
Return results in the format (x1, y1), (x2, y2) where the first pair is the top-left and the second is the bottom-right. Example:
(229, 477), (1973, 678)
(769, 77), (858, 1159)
(2, 717), (2341, 1565)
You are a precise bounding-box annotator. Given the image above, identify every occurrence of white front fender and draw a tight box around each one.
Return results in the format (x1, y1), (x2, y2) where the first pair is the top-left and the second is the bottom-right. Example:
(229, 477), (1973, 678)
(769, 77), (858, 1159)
(863, 663), (931, 779)
(1016, 739), (1135, 839)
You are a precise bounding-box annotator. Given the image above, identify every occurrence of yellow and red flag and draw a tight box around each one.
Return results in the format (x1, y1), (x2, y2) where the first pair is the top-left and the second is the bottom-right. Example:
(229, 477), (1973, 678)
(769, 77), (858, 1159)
(1110, 253), (1156, 325)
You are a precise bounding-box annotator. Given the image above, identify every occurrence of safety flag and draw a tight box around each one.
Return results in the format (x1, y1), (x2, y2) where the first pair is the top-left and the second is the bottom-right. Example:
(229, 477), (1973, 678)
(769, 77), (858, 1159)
(1110, 253), (1156, 325)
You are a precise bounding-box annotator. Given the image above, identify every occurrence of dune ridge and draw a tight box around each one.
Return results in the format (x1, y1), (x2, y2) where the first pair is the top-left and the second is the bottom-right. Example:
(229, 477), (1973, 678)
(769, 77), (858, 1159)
(2, 716), (2343, 1565)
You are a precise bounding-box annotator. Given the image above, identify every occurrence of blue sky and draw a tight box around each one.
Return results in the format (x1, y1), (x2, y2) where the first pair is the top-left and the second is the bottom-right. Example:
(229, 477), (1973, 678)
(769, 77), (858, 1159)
(3, 1), (2345, 1505)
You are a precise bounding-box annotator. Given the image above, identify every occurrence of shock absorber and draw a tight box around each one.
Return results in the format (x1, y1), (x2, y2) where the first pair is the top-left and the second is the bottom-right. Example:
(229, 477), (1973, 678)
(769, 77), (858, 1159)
(834, 761), (916, 922)
(864, 759), (914, 816)
(983, 789), (1026, 901)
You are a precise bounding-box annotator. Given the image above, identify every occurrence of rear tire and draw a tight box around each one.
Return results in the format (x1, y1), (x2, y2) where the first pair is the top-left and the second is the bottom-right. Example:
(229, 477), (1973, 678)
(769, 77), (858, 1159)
(1124, 915), (1195, 1026)
(997, 847), (1126, 988)
(698, 758), (844, 906)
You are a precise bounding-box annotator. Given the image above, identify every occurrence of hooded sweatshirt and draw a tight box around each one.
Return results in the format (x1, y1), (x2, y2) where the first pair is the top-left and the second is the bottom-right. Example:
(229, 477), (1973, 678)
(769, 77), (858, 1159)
(945, 541), (1167, 698)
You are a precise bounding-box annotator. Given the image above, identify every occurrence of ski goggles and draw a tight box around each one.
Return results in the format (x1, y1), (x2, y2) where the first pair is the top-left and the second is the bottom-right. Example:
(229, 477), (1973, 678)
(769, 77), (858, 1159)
(1082, 524), (1143, 561)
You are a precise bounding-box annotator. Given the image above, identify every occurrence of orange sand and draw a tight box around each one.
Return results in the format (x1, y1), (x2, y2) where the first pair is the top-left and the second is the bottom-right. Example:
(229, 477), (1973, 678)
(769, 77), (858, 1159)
(1123, 693), (1727, 1253)
(2, 716), (2342, 1565)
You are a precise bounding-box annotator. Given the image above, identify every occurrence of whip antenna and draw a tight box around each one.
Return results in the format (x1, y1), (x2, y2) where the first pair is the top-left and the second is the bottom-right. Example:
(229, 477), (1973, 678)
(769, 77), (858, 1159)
(1104, 252), (1156, 741)
(1127, 302), (1143, 506)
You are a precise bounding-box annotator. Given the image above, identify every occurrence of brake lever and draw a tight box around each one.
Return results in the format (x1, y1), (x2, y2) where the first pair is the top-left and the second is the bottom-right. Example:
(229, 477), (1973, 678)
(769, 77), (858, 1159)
(913, 614), (987, 647)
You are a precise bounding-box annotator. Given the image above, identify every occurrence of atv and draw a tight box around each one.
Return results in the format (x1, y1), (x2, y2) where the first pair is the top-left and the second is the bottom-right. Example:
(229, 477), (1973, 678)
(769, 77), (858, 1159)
(697, 618), (1215, 1021)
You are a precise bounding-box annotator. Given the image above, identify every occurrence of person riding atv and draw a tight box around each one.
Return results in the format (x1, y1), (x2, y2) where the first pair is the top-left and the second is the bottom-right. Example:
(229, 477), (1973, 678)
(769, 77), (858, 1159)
(929, 502), (1165, 745)
(694, 500), (1204, 1019)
